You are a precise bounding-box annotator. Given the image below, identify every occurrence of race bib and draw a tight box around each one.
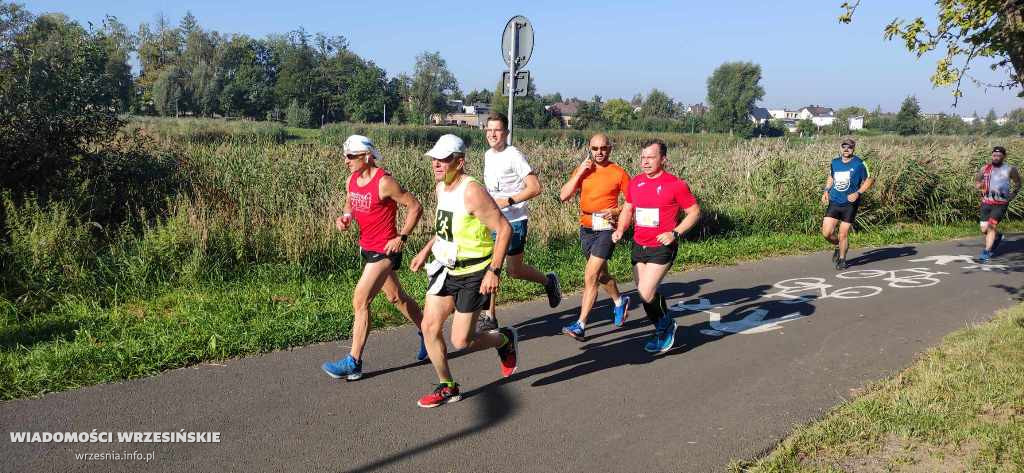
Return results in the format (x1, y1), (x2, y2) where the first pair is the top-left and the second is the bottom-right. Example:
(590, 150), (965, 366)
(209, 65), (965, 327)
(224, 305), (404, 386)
(431, 238), (458, 268)
(591, 212), (612, 231)
(635, 207), (660, 228)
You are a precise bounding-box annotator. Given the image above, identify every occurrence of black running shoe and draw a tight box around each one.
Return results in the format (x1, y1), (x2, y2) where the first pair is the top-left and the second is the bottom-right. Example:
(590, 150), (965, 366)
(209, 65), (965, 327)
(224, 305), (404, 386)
(545, 272), (562, 308)
(835, 258), (848, 270)
(476, 311), (498, 332)
(832, 248), (840, 264)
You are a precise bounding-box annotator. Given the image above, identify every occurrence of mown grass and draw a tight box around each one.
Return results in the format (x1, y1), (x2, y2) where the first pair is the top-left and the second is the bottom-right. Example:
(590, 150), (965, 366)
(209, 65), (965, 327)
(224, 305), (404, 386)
(731, 301), (1024, 472)
(2, 117), (1022, 399)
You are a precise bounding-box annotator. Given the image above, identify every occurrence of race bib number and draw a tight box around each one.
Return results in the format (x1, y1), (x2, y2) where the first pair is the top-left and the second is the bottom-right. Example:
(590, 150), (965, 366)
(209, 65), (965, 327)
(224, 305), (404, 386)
(431, 238), (458, 268)
(635, 207), (660, 228)
(833, 171), (852, 192)
(591, 212), (612, 231)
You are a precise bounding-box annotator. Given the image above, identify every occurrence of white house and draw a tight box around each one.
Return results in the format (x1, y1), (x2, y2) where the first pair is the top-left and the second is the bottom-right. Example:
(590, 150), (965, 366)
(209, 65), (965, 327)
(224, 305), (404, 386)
(768, 109), (800, 120)
(849, 115), (864, 130)
(749, 107), (771, 125)
(798, 105), (835, 127)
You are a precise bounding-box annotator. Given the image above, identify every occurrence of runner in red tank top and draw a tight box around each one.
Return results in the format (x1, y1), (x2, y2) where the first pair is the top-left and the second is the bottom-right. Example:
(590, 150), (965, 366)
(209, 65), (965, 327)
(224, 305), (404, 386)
(613, 139), (701, 354)
(322, 135), (427, 381)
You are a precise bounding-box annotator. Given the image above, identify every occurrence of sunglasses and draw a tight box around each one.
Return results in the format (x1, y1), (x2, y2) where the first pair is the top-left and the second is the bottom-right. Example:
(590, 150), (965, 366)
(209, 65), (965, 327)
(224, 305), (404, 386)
(590, 146), (611, 152)
(435, 155), (457, 164)
(840, 144), (854, 150)
(345, 153), (369, 160)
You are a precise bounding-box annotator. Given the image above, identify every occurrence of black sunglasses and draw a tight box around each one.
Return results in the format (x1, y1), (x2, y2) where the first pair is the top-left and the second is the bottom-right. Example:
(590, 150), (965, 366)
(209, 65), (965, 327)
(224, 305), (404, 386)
(590, 146), (611, 152)
(840, 144), (854, 149)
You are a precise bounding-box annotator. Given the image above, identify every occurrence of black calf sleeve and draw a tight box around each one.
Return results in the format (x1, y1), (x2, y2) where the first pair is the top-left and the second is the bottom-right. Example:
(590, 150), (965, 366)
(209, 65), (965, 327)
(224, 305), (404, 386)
(642, 292), (666, 325)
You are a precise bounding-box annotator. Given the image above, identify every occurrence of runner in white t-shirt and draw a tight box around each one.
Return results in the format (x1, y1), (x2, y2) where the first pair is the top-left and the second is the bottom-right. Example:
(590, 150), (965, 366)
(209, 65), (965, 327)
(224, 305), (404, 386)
(477, 113), (562, 331)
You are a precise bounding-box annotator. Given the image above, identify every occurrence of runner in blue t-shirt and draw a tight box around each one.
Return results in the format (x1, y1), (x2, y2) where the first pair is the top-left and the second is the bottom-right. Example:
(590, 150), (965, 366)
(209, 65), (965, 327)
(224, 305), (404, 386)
(820, 138), (874, 270)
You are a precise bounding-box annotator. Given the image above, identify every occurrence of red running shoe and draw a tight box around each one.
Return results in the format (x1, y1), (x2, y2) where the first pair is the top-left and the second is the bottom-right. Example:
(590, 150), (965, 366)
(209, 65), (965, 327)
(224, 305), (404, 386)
(417, 383), (462, 408)
(496, 327), (519, 377)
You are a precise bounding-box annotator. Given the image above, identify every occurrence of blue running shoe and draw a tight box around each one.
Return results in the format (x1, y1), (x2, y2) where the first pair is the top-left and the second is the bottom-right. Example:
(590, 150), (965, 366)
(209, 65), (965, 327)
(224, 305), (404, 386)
(561, 321), (585, 341)
(322, 355), (362, 381)
(643, 317), (678, 354)
(613, 295), (630, 327)
(416, 332), (428, 361)
(992, 232), (1004, 253)
(979, 249), (991, 264)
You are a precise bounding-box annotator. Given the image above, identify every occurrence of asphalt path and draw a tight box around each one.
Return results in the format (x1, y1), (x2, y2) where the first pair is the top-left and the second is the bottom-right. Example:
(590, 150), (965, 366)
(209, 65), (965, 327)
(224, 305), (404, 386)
(3, 236), (1023, 473)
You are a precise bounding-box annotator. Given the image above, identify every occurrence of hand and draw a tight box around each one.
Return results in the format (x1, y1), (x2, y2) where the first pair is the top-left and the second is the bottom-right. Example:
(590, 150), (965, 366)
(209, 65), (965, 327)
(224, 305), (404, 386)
(847, 192), (860, 203)
(656, 232), (675, 245)
(383, 237), (404, 255)
(335, 214), (352, 231)
(480, 271), (500, 295)
(410, 252), (427, 272)
(611, 230), (624, 243)
(578, 159), (595, 173)
(496, 197), (511, 208)
(821, 192), (829, 206)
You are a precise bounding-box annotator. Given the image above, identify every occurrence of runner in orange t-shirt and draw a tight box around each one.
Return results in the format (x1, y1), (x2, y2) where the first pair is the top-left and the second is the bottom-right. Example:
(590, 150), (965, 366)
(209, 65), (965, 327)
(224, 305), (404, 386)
(557, 133), (631, 340)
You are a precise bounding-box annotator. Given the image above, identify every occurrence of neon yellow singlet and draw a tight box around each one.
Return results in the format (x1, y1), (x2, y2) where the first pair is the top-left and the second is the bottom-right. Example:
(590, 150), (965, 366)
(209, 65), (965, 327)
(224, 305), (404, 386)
(431, 176), (494, 276)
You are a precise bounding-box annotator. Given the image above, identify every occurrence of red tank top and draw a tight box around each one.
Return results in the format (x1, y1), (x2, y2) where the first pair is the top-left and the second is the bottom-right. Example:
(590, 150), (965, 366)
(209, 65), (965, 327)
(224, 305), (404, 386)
(348, 168), (398, 253)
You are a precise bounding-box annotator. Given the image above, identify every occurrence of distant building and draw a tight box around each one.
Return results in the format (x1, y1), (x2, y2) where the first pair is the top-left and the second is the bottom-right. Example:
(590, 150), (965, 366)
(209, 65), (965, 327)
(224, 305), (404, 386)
(685, 103), (708, 116)
(798, 105), (835, 127)
(547, 101), (579, 128)
(749, 107), (771, 125)
(430, 101), (492, 128)
(768, 108), (800, 120)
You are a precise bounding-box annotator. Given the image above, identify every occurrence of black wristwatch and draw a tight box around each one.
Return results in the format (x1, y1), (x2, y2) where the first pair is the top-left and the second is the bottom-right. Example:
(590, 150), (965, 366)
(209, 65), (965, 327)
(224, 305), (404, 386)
(488, 266), (503, 277)
(507, 196), (516, 205)
(672, 230), (681, 240)
(399, 234), (408, 242)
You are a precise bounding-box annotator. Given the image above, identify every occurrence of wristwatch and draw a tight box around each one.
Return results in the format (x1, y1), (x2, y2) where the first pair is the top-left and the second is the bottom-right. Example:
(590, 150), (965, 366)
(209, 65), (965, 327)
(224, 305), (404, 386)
(672, 230), (681, 240)
(507, 196), (516, 205)
(488, 266), (503, 277)
(399, 234), (408, 242)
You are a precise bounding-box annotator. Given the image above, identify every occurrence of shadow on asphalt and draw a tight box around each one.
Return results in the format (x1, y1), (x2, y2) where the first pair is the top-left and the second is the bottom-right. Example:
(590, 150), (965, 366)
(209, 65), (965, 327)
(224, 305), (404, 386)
(343, 380), (518, 473)
(512, 283), (819, 387)
(847, 246), (917, 267)
(512, 278), (714, 343)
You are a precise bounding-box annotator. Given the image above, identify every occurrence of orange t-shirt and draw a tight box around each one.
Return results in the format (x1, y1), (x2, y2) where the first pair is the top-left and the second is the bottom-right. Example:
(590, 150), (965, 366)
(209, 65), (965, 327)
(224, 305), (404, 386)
(578, 162), (631, 229)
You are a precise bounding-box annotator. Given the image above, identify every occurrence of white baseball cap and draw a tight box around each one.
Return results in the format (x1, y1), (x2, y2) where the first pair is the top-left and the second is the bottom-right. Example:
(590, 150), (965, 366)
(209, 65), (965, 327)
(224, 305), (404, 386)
(343, 135), (382, 160)
(424, 134), (466, 160)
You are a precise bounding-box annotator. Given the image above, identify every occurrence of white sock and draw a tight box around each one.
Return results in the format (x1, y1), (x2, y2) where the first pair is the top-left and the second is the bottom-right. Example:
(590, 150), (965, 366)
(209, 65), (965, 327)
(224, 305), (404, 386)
(613, 296), (623, 307)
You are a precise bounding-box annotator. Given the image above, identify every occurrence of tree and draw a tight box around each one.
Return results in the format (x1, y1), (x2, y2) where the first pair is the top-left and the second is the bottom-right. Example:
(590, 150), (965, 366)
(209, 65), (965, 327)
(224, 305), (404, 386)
(1007, 107), (1024, 135)
(409, 51), (460, 124)
(463, 89), (493, 105)
(705, 61), (765, 136)
(573, 100), (603, 129)
(0, 6), (126, 197)
(640, 88), (674, 118)
(895, 95), (923, 136)
(839, 1), (1024, 102)
(152, 65), (184, 116)
(601, 99), (635, 129)
(797, 119), (817, 136)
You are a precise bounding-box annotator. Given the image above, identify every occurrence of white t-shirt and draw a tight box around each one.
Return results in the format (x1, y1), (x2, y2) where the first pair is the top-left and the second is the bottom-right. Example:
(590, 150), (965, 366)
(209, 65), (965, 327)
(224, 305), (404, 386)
(484, 145), (532, 222)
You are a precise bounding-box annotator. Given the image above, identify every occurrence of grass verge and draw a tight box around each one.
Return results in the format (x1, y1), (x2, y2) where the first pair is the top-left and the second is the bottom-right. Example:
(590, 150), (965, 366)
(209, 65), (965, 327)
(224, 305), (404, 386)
(731, 300), (1024, 472)
(2, 221), (1020, 401)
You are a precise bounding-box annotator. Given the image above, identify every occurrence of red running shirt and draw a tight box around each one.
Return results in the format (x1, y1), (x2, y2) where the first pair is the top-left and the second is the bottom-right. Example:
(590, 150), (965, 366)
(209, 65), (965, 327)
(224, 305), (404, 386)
(626, 171), (697, 247)
(348, 168), (398, 253)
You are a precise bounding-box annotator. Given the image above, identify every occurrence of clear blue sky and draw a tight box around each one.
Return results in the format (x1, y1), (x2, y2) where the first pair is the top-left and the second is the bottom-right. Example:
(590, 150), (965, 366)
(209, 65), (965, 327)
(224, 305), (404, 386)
(27, 0), (1023, 115)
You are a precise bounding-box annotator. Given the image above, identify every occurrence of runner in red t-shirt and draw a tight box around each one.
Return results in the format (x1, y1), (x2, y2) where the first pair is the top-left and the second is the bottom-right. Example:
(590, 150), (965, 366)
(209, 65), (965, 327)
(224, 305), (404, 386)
(612, 139), (701, 354)
(322, 135), (426, 381)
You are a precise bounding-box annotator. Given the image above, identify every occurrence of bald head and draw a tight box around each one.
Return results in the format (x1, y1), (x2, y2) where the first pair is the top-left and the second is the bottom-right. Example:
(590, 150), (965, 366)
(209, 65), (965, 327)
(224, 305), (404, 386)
(589, 133), (612, 163)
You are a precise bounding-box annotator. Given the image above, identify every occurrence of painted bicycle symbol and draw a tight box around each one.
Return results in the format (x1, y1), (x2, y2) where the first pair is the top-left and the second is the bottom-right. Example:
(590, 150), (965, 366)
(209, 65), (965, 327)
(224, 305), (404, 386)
(765, 277), (882, 304)
(836, 267), (948, 288)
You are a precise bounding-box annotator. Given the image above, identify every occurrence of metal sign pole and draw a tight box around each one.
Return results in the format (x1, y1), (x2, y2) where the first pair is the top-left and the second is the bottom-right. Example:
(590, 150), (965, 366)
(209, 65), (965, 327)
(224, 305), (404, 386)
(507, 23), (518, 146)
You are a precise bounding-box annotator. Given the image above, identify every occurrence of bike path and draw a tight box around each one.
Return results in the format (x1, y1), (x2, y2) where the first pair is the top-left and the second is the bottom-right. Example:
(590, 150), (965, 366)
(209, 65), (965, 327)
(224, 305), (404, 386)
(2, 236), (1023, 472)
